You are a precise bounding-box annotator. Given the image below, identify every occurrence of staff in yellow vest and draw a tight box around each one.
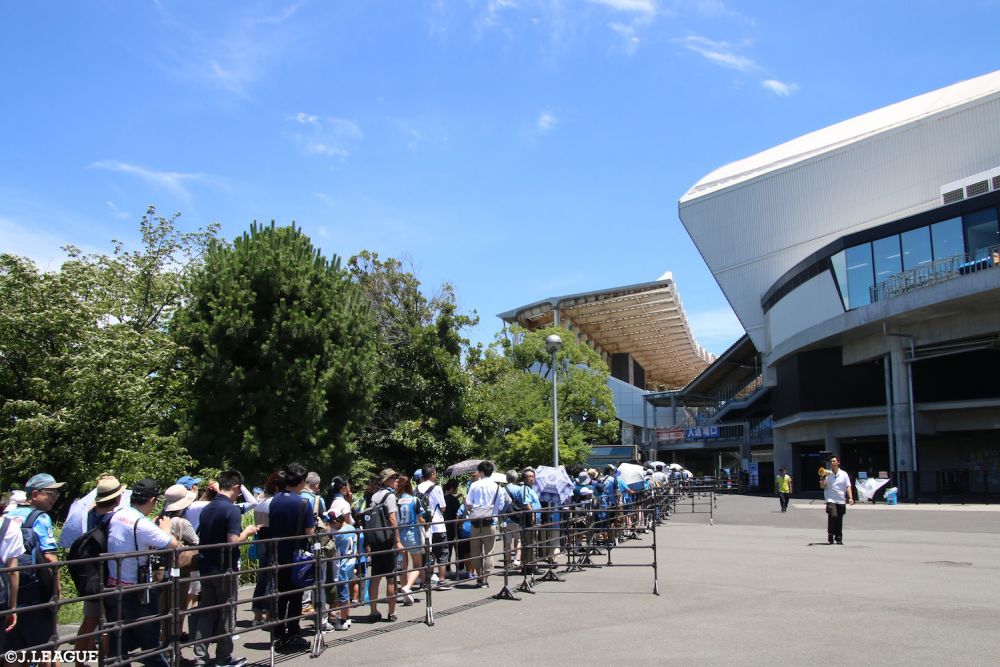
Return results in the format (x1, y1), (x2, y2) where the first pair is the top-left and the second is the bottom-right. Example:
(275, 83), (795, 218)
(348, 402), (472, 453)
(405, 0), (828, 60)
(775, 467), (792, 513)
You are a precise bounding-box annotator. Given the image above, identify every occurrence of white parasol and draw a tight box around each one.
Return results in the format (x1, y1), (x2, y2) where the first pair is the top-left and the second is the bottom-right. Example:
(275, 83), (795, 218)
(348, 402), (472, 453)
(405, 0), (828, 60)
(533, 465), (574, 504)
(617, 462), (645, 486)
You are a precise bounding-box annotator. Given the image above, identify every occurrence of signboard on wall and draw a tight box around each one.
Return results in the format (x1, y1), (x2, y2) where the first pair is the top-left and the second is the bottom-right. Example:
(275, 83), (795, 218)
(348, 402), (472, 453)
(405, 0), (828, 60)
(685, 426), (720, 440)
(655, 428), (685, 443)
(748, 461), (759, 487)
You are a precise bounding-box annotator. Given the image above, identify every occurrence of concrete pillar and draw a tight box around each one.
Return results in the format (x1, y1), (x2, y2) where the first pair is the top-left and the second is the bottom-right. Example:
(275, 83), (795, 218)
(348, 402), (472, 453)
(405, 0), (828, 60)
(773, 429), (792, 475)
(824, 431), (840, 459)
(886, 337), (916, 498)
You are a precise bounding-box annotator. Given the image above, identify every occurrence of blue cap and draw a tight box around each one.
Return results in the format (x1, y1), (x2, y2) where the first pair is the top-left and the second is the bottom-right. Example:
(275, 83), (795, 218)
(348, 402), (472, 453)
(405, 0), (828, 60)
(176, 475), (203, 490)
(25, 473), (66, 492)
(413, 469), (423, 480)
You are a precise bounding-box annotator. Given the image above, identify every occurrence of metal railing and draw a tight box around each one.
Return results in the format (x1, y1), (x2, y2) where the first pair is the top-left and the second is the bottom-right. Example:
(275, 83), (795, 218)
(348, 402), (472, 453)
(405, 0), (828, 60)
(870, 244), (1000, 303)
(0, 489), (679, 666)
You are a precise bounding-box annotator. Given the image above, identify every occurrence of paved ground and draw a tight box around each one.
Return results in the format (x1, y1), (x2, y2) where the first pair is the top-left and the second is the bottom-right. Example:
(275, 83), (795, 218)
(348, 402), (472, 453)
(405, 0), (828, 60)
(82, 495), (1000, 666)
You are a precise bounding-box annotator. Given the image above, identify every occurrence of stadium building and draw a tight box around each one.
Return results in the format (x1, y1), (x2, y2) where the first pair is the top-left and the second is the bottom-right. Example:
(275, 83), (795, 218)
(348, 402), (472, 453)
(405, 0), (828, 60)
(679, 71), (1000, 499)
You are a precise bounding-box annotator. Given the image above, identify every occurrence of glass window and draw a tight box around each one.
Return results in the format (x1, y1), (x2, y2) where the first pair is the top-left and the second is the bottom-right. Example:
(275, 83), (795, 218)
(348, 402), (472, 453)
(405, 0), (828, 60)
(872, 235), (902, 283)
(830, 250), (849, 307)
(901, 227), (932, 271)
(963, 207), (1000, 259)
(845, 243), (874, 308)
(931, 217), (964, 260)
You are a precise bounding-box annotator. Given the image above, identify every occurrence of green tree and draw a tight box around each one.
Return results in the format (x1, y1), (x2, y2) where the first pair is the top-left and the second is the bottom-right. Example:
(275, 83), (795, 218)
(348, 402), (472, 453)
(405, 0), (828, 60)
(172, 222), (378, 476)
(466, 325), (617, 470)
(0, 207), (214, 493)
(347, 252), (478, 475)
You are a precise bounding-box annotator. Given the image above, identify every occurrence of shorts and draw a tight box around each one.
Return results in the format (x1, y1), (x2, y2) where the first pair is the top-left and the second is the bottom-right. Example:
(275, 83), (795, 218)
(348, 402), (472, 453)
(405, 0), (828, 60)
(430, 533), (447, 564)
(335, 582), (350, 602)
(370, 551), (395, 576)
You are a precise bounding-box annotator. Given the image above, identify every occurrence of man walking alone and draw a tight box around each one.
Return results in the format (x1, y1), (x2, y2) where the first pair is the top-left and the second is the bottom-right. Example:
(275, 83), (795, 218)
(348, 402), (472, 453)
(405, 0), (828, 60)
(775, 467), (792, 512)
(820, 456), (853, 544)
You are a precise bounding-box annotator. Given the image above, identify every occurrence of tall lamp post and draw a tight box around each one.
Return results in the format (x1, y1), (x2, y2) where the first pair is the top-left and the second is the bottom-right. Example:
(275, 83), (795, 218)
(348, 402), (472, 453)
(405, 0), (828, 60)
(546, 334), (563, 467)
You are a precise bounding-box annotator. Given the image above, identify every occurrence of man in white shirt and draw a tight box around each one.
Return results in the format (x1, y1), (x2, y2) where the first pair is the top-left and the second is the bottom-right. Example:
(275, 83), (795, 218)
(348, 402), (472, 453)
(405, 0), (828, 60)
(820, 456), (854, 545)
(416, 465), (452, 591)
(465, 461), (507, 587)
(105, 478), (178, 667)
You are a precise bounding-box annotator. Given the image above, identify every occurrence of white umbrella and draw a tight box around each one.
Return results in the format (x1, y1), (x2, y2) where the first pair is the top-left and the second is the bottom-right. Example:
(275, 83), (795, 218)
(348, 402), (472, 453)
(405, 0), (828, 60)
(533, 465), (574, 504)
(617, 462), (645, 486)
(490, 472), (507, 484)
(648, 460), (667, 469)
(668, 463), (684, 471)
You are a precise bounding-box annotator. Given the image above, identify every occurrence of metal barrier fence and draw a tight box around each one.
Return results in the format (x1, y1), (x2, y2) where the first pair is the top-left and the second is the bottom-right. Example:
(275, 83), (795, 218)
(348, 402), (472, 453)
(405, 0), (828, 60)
(0, 489), (676, 666)
(670, 483), (716, 525)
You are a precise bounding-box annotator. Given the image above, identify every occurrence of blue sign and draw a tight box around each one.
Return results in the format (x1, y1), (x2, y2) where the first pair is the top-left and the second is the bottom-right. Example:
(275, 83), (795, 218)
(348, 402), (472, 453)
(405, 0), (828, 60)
(685, 426), (720, 440)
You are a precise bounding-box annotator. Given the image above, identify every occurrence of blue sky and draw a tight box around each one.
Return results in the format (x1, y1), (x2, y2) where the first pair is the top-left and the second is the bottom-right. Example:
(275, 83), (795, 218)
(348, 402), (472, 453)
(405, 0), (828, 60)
(3, 0), (999, 355)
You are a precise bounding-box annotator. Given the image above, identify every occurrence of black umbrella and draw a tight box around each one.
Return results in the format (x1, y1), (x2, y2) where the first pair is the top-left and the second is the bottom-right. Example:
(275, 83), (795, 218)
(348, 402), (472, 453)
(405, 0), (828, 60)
(444, 459), (484, 477)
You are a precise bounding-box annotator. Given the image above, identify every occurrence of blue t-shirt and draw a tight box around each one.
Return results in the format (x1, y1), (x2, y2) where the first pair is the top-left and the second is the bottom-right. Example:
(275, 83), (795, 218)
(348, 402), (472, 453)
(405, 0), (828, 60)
(334, 524), (358, 580)
(397, 494), (420, 548)
(268, 491), (316, 563)
(5, 505), (56, 558)
(197, 495), (243, 574)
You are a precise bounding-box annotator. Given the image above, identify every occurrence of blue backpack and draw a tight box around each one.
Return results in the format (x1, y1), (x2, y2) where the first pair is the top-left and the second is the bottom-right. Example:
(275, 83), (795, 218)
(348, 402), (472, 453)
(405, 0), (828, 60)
(4, 509), (53, 601)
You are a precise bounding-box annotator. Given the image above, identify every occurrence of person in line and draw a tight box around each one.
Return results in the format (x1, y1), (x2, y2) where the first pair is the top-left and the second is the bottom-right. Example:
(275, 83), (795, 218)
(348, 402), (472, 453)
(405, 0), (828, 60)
(104, 478), (178, 667)
(775, 467), (793, 512)
(465, 461), (507, 588)
(251, 472), (281, 625)
(73, 474), (124, 662)
(367, 469), (403, 623)
(299, 472), (327, 615)
(820, 456), (854, 544)
(328, 511), (356, 631)
(268, 463), (315, 652)
(3, 473), (66, 661)
(0, 504), (25, 654)
(415, 465), (451, 590)
(192, 470), (259, 667)
(503, 469), (538, 570)
(158, 484), (198, 647)
(395, 475), (424, 605)
(442, 479), (462, 579)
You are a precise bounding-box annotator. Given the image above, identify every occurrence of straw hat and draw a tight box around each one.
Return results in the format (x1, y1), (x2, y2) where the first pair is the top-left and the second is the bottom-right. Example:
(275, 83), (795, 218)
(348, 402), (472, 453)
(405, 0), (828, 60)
(163, 484), (197, 513)
(95, 475), (126, 503)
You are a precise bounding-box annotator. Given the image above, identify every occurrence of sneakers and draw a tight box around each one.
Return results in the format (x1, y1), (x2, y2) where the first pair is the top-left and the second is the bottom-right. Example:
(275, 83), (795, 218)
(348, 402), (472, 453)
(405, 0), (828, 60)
(835, 538), (844, 545)
(828, 534), (834, 544)
(301, 603), (315, 615)
(400, 586), (415, 605)
(216, 658), (247, 667)
(434, 582), (453, 591)
(319, 620), (335, 633)
(331, 619), (348, 631)
(430, 574), (440, 584)
(367, 610), (383, 623)
(275, 636), (309, 653)
(385, 614), (398, 622)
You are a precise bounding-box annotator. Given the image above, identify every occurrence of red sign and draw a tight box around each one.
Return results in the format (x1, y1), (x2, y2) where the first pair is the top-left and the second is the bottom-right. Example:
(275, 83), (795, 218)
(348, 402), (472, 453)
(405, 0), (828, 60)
(655, 428), (685, 443)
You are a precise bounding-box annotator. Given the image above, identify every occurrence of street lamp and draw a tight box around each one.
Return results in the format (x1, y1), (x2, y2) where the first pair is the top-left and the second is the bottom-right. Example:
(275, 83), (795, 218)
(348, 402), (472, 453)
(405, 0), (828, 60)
(546, 333), (563, 467)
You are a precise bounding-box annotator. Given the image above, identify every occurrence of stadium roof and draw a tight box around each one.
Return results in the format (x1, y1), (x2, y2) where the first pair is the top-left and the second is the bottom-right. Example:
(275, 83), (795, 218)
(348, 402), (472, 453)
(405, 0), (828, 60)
(681, 69), (1000, 204)
(497, 274), (714, 390)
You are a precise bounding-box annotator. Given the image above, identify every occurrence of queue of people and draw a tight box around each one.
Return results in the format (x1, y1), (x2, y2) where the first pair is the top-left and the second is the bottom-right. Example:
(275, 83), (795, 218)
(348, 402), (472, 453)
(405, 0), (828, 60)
(0, 459), (675, 666)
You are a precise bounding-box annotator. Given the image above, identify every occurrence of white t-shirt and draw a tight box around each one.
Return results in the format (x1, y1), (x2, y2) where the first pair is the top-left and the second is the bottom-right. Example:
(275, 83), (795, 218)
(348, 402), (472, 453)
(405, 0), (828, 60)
(416, 480), (446, 535)
(0, 516), (25, 564)
(106, 506), (172, 584)
(328, 495), (353, 524)
(824, 469), (851, 504)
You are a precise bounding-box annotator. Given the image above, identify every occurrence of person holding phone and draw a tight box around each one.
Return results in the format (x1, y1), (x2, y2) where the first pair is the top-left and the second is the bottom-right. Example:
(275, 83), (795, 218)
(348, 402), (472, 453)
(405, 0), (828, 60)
(821, 456), (854, 544)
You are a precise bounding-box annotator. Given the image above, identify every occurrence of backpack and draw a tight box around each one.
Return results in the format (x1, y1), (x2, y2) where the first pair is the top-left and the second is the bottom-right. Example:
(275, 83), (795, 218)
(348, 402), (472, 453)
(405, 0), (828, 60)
(0, 517), (11, 609)
(413, 484), (434, 523)
(508, 486), (536, 528)
(6, 508), (54, 600)
(67, 511), (115, 596)
(361, 492), (393, 551)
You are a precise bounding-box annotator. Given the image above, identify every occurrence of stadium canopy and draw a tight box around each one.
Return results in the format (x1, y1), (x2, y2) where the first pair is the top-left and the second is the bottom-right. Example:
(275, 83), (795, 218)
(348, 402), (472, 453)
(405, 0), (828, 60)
(497, 273), (714, 390)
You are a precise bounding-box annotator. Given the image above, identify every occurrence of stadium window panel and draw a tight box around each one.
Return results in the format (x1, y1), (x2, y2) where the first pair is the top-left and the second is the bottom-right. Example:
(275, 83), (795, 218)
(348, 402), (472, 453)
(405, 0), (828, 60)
(963, 207), (1000, 259)
(931, 217), (964, 260)
(845, 242), (874, 308)
(901, 227), (932, 271)
(872, 235), (902, 283)
(830, 250), (849, 308)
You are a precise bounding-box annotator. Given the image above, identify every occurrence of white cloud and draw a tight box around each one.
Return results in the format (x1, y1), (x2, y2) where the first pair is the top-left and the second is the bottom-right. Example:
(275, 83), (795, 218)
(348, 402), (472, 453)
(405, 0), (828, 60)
(90, 160), (210, 200)
(537, 111), (557, 133)
(679, 34), (756, 71)
(761, 79), (798, 96)
(259, 3), (301, 25)
(608, 22), (640, 54)
(286, 114), (362, 159)
(589, 0), (657, 14)
(105, 200), (130, 220)
(690, 0), (754, 25)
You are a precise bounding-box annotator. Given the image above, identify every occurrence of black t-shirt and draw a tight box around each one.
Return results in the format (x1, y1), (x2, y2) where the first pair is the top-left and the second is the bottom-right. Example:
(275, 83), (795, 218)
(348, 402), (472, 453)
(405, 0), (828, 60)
(197, 495), (242, 574)
(269, 491), (315, 564)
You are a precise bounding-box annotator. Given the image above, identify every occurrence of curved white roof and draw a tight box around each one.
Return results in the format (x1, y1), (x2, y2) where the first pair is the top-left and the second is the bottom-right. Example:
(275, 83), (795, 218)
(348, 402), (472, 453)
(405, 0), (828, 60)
(682, 70), (1000, 203)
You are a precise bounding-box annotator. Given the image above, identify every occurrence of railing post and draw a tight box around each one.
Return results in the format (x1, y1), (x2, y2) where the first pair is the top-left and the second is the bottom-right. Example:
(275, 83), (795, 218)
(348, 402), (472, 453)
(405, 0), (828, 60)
(170, 545), (182, 667)
(423, 530), (434, 625)
(310, 539), (324, 658)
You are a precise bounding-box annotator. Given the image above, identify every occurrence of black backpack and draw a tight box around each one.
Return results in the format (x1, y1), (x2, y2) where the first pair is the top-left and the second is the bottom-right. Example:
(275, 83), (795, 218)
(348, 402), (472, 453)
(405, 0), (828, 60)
(361, 493), (393, 551)
(413, 484), (434, 522)
(67, 511), (115, 596)
(6, 509), (51, 597)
